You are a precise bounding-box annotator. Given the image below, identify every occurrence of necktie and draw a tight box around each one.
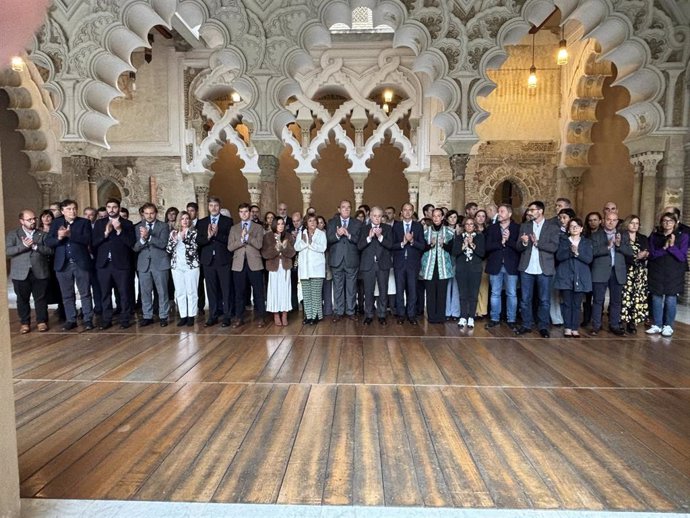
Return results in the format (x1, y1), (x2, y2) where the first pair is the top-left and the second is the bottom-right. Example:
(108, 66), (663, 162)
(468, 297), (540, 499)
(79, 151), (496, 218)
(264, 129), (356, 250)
(147, 222), (153, 231)
(405, 223), (410, 234)
(243, 222), (249, 231)
(211, 216), (217, 225)
(342, 219), (348, 229)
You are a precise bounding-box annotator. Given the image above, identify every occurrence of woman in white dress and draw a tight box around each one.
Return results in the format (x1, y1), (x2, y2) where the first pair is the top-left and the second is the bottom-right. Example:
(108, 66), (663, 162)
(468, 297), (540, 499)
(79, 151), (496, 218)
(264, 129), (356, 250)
(294, 214), (327, 325)
(165, 211), (199, 327)
(261, 217), (296, 326)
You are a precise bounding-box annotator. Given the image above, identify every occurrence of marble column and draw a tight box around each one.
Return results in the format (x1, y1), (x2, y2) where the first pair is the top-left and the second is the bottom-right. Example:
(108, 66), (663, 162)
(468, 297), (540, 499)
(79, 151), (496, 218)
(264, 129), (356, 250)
(258, 154), (279, 212)
(0, 141), (21, 517)
(631, 162), (642, 216)
(450, 154), (468, 211)
(190, 171), (213, 217)
(408, 182), (419, 211)
(632, 152), (664, 235)
(301, 183), (312, 214)
(248, 184), (262, 206)
(353, 177), (365, 210)
(34, 174), (55, 210)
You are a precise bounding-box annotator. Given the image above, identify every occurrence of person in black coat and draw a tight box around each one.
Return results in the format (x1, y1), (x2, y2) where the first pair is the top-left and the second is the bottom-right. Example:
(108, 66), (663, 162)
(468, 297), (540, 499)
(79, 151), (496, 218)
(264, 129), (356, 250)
(484, 204), (521, 329)
(357, 207), (393, 325)
(453, 217), (485, 329)
(196, 196), (234, 326)
(391, 202), (426, 324)
(45, 199), (95, 331)
(646, 212), (689, 337)
(92, 198), (136, 329)
(553, 218), (593, 337)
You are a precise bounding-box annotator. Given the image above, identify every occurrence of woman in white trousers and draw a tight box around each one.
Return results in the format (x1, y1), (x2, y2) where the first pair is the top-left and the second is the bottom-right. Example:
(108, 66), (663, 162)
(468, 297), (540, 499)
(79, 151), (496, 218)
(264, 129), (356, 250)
(165, 211), (200, 327)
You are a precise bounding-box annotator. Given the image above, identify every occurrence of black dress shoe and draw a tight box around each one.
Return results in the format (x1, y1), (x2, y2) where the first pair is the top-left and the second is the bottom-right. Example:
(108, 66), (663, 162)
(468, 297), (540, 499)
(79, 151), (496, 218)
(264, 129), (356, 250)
(177, 318), (188, 327)
(507, 322), (518, 331)
(120, 322), (131, 329)
(83, 322), (94, 331)
(539, 329), (550, 338)
(485, 320), (500, 329)
(626, 323), (637, 334)
(514, 326), (532, 335)
(408, 317), (418, 325)
(205, 319), (218, 327)
(221, 319), (232, 327)
(363, 317), (372, 325)
(397, 317), (405, 325)
(99, 322), (113, 330)
(62, 321), (77, 331)
(160, 319), (168, 327)
(187, 318), (195, 327)
(379, 318), (387, 326)
(140, 318), (153, 327)
(609, 326), (625, 336)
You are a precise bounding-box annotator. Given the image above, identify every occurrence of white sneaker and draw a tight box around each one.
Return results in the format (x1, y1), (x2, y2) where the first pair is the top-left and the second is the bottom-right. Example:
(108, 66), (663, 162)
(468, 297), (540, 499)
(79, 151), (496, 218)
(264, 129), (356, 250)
(467, 317), (475, 328)
(661, 325), (674, 337)
(458, 318), (467, 328)
(645, 325), (662, 334)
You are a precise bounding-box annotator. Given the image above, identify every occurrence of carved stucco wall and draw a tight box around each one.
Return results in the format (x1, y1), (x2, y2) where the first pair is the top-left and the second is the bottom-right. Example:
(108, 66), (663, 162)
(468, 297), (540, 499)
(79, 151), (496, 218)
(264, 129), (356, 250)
(466, 141), (560, 217)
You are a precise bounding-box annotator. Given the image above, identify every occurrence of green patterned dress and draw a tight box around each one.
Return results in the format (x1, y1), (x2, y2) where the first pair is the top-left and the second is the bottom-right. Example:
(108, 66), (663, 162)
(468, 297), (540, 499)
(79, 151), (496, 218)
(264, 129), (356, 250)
(621, 236), (649, 324)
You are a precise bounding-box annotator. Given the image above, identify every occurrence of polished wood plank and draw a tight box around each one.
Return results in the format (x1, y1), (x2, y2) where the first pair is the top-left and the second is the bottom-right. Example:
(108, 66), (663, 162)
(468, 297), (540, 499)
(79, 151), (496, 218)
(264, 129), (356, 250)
(10, 311), (690, 511)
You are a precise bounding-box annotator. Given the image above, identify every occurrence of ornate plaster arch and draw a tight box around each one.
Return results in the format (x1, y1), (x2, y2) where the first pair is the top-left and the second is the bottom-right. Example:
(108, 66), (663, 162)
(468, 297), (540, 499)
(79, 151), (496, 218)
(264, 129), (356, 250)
(0, 63), (61, 179)
(474, 165), (543, 212)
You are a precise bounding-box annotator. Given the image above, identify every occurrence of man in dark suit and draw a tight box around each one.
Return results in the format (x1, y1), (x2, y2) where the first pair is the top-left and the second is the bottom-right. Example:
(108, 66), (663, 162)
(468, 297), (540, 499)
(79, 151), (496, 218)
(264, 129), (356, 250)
(133, 202), (171, 327)
(327, 200), (363, 321)
(196, 196), (234, 326)
(6, 209), (53, 333)
(45, 199), (95, 331)
(590, 211), (633, 335)
(484, 203), (521, 329)
(228, 203), (266, 327)
(515, 200), (561, 338)
(358, 206), (393, 325)
(391, 202), (425, 324)
(92, 198), (136, 329)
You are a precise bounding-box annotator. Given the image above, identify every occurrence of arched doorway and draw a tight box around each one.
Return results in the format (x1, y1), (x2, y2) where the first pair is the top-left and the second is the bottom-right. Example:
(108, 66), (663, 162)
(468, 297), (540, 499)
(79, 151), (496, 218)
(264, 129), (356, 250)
(493, 180), (523, 210)
(98, 180), (123, 207)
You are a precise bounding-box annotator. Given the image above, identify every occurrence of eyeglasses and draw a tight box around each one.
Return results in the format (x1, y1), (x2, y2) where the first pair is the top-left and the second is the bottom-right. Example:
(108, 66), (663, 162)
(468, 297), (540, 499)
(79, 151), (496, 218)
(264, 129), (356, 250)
(22, 217), (36, 221)
(661, 219), (675, 224)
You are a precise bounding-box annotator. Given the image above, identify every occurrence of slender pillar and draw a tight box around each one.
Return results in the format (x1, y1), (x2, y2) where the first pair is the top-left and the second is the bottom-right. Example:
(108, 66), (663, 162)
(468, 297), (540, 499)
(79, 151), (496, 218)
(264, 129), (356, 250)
(353, 178), (365, 210)
(35, 175), (54, 210)
(258, 154), (279, 212)
(450, 154), (468, 212)
(632, 152), (664, 235)
(301, 184), (312, 214)
(631, 162), (642, 215)
(70, 155), (99, 211)
(190, 170), (213, 217)
(248, 184), (261, 205)
(408, 183), (419, 211)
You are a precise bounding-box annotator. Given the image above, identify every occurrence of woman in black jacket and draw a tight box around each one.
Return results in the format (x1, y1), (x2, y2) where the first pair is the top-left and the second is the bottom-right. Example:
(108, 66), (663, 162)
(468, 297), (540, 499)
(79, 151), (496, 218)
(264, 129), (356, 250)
(553, 218), (593, 337)
(619, 215), (649, 333)
(453, 217), (485, 329)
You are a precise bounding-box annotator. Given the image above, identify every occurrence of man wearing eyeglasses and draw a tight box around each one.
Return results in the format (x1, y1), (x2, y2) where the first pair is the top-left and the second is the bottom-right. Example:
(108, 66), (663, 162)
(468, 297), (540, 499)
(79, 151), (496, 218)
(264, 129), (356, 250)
(515, 201), (561, 338)
(6, 210), (53, 334)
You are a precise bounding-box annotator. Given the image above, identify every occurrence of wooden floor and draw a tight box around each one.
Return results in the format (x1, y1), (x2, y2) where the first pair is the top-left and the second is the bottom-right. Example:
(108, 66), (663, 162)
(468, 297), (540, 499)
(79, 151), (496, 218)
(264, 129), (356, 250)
(10, 312), (690, 511)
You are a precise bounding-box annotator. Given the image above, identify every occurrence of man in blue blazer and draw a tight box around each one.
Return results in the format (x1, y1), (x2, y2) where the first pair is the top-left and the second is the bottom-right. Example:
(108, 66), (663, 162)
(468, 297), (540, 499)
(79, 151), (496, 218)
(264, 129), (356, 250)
(391, 202), (425, 324)
(45, 199), (94, 331)
(484, 203), (521, 329)
(92, 198), (136, 329)
(196, 196), (234, 326)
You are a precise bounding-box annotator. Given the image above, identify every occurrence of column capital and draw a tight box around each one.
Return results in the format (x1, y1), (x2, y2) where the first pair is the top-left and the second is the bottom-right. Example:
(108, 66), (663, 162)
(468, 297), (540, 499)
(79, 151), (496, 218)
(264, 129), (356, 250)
(630, 151), (664, 176)
(558, 166), (588, 187)
(258, 154), (279, 181)
(450, 154), (469, 181)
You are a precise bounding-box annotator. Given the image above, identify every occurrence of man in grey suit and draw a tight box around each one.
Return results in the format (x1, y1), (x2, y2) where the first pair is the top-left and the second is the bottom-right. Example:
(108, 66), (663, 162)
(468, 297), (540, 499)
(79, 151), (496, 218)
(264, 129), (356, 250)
(590, 211), (632, 335)
(6, 209), (53, 333)
(133, 203), (171, 327)
(358, 206), (393, 325)
(515, 200), (561, 337)
(327, 200), (363, 321)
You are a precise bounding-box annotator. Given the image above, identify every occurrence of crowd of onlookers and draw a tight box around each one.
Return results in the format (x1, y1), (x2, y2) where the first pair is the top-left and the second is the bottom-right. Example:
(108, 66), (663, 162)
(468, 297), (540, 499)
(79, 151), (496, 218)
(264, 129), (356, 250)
(6, 195), (688, 338)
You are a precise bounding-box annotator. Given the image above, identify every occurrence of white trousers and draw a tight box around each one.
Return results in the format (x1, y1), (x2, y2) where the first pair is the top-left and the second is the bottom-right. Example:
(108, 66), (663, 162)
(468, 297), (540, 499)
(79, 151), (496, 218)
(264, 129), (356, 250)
(171, 267), (200, 318)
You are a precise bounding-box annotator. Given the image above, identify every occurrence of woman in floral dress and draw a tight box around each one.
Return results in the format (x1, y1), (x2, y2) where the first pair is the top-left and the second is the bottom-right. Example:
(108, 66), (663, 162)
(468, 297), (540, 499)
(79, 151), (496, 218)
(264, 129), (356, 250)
(619, 215), (649, 334)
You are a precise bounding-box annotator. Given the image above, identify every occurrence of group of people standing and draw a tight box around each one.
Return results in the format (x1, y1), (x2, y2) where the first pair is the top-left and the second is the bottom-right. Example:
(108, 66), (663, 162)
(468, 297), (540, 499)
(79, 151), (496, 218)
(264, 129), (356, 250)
(6, 195), (688, 338)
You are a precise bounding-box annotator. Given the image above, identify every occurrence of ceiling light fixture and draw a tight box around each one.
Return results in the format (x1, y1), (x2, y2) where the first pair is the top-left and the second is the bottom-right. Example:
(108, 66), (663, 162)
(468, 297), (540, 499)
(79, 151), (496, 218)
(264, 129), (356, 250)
(528, 33), (537, 89)
(231, 91), (241, 103)
(557, 26), (568, 65)
(11, 56), (24, 72)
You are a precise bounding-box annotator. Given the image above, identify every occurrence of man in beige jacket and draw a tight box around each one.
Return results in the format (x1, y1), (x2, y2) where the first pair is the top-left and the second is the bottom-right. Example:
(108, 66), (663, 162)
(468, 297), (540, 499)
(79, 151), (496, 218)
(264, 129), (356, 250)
(228, 202), (266, 327)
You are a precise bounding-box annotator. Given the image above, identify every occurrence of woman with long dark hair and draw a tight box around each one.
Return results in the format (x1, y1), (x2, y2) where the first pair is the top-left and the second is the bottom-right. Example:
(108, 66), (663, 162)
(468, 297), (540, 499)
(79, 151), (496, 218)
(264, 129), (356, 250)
(294, 214), (327, 325)
(261, 216), (296, 326)
(453, 217), (485, 328)
(620, 215), (649, 333)
(444, 210), (460, 320)
(581, 211), (602, 326)
(422, 208), (455, 324)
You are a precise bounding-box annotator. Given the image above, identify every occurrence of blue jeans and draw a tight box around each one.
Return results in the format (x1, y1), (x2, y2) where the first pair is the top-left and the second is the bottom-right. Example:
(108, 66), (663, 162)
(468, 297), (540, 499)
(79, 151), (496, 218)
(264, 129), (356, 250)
(489, 266), (517, 322)
(519, 272), (552, 330)
(651, 294), (677, 328)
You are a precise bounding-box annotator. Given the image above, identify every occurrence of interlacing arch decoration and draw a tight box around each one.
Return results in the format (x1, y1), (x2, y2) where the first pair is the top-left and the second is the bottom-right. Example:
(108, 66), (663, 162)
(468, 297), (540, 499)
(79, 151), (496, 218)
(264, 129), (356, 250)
(24, 0), (689, 156)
